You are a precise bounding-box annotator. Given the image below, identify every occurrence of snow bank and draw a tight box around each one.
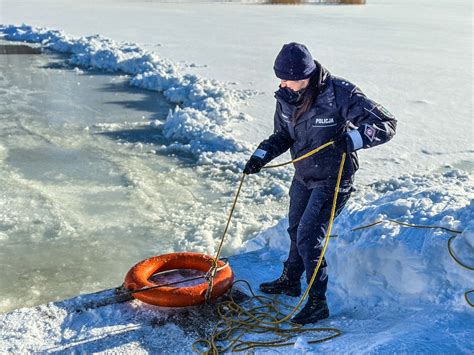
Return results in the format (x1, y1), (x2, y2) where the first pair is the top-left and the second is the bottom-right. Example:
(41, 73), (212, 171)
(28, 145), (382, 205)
(243, 169), (474, 308)
(0, 24), (256, 155)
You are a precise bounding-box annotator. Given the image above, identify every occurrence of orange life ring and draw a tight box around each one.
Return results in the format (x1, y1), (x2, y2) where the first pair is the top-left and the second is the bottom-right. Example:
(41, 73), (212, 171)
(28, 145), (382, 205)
(124, 252), (234, 307)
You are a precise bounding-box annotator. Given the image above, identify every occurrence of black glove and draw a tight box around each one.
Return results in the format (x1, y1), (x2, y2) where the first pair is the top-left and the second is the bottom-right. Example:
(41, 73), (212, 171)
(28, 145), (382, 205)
(243, 156), (265, 175)
(331, 133), (354, 154)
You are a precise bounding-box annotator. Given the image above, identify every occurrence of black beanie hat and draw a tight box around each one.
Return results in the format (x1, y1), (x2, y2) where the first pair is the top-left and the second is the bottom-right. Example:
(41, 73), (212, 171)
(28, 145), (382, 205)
(273, 42), (316, 81)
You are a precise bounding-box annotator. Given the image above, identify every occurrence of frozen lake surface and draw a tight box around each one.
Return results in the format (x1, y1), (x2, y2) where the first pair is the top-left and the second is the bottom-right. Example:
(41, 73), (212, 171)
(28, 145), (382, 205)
(0, 42), (287, 312)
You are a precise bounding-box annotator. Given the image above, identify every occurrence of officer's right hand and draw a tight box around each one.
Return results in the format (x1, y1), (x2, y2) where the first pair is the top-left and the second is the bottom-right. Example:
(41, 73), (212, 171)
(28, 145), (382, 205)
(331, 133), (353, 154)
(243, 156), (265, 175)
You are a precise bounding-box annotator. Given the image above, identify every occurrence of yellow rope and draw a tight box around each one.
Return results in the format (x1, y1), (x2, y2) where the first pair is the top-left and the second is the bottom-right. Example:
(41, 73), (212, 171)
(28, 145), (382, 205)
(351, 219), (462, 235)
(263, 141), (335, 169)
(195, 142), (345, 353)
(194, 141), (472, 353)
(207, 140), (334, 274)
(351, 219), (473, 307)
(205, 174), (246, 301)
(192, 280), (342, 353)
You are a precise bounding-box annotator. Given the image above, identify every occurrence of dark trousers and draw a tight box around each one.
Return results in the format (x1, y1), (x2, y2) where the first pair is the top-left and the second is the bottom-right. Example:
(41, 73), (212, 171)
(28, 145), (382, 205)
(286, 178), (352, 300)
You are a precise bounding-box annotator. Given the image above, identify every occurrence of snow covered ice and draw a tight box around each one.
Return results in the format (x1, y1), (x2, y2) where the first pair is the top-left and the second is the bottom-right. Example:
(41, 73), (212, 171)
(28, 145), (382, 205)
(0, 0), (473, 353)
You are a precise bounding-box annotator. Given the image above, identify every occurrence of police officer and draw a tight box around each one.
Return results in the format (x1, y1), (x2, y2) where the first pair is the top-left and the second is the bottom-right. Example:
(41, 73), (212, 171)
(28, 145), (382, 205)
(243, 43), (397, 324)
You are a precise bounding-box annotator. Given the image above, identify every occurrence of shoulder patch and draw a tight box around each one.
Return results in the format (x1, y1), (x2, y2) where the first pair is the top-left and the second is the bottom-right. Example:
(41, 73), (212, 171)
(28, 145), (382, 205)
(362, 98), (395, 120)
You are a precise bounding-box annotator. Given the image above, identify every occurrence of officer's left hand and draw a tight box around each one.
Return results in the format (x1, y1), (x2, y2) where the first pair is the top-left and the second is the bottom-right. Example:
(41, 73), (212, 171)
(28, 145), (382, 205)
(331, 134), (353, 154)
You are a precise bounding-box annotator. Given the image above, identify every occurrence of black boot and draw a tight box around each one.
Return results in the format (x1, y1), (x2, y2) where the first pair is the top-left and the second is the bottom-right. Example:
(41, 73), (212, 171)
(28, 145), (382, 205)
(290, 297), (329, 325)
(259, 263), (302, 297)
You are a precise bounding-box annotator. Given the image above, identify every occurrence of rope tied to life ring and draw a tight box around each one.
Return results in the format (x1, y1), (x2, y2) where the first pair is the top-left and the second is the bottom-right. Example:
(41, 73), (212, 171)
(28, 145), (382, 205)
(124, 253), (234, 307)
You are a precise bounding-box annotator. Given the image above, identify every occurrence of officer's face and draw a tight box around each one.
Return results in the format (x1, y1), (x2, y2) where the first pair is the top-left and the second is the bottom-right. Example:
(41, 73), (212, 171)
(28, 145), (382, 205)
(280, 78), (310, 92)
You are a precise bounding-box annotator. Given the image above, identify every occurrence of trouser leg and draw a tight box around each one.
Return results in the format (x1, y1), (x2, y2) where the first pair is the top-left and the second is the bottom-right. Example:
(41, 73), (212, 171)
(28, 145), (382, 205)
(296, 185), (351, 300)
(285, 179), (311, 279)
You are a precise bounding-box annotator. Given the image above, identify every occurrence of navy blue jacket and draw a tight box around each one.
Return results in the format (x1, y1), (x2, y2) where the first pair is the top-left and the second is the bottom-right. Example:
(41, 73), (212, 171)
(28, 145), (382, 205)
(254, 64), (397, 188)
